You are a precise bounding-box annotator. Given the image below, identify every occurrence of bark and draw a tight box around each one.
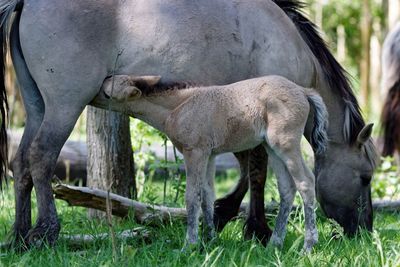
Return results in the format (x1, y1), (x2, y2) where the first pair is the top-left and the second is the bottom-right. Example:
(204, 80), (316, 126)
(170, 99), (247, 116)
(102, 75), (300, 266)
(360, 0), (372, 116)
(86, 107), (136, 218)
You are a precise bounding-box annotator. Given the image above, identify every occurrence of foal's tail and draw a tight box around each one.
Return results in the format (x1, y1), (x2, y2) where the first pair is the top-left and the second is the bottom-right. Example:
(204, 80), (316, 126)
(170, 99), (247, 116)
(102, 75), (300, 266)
(0, 0), (21, 186)
(305, 90), (329, 155)
(381, 80), (400, 157)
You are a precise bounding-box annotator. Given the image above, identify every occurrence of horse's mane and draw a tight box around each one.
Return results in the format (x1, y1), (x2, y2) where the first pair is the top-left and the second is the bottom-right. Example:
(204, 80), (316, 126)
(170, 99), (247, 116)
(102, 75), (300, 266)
(381, 80), (400, 156)
(273, 0), (365, 145)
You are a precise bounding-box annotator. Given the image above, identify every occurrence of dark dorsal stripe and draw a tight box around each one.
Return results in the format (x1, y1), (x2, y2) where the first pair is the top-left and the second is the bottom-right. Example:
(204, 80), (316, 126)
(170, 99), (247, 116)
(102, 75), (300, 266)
(273, 0), (365, 144)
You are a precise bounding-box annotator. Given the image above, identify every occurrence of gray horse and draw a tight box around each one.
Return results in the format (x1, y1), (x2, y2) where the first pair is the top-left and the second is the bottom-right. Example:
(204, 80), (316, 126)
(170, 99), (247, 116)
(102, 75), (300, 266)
(381, 22), (400, 161)
(0, 0), (377, 247)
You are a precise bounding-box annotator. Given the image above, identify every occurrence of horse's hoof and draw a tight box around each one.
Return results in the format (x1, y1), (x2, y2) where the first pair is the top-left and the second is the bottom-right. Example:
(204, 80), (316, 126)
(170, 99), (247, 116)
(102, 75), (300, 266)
(26, 220), (60, 248)
(243, 217), (272, 246)
(213, 198), (240, 232)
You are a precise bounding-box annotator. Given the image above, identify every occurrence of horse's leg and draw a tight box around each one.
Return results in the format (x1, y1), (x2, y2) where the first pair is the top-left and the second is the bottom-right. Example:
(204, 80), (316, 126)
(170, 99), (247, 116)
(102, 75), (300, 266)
(267, 152), (296, 248)
(183, 149), (209, 245)
(243, 145), (272, 245)
(214, 150), (249, 231)
(26, 104), (86, 246)
(201, 156), (216, 241)
(9, 15), (45, 247)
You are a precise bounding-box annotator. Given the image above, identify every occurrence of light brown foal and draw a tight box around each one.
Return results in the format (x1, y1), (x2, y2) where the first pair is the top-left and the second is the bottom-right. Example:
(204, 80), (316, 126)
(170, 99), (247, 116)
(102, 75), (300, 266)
(93, 75), (329, 252)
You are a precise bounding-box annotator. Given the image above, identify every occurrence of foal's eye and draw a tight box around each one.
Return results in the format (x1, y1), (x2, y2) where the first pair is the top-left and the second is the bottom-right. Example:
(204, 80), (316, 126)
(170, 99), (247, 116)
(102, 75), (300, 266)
(360, 175), (372, 186)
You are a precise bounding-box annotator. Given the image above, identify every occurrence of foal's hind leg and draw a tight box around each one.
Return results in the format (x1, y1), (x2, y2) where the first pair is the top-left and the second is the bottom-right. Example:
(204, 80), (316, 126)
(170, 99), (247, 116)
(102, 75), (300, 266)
(214, 150), (249, 231)
(266, 151), (296, 248)
(281, 148), (318, 252)
(243, 145), (272, 245)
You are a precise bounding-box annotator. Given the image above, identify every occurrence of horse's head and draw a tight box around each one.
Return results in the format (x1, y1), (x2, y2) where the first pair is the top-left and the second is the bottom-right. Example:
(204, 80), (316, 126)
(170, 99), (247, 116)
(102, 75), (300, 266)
(315, 123), (379, 235)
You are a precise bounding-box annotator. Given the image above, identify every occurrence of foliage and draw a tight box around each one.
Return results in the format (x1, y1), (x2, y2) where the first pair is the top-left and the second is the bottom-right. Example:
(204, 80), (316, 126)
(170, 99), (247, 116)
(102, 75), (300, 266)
(372, 157), (400, 199)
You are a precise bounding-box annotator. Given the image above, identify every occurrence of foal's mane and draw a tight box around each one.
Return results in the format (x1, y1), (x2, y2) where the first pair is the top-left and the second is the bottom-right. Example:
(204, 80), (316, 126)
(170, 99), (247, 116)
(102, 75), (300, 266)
(273, 0), (365, 145)
(136, 80), (197, 96)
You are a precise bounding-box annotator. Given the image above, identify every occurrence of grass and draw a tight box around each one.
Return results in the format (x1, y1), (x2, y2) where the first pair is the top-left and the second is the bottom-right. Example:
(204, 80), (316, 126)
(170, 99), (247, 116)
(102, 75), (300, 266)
(1, 173), (400, 267)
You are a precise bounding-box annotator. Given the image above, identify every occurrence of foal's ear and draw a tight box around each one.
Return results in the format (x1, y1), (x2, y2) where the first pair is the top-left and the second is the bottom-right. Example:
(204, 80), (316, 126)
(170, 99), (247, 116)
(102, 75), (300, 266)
(356, 123), (374, 147)
(129, 75), (161, 87)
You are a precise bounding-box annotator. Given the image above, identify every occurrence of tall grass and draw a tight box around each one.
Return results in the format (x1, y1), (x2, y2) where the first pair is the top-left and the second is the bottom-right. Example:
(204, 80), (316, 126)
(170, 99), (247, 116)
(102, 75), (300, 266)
(1, 176), (400, 266)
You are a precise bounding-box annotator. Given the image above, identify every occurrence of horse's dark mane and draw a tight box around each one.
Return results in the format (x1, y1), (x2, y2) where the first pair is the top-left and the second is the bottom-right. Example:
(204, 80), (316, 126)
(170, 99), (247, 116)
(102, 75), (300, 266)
(381, 80), (400, 156)
(273, 0), (365, 144)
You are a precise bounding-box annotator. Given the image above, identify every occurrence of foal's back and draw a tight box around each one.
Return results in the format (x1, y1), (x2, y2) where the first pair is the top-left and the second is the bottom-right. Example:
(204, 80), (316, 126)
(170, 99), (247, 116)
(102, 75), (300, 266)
(165, 76), (311, 154)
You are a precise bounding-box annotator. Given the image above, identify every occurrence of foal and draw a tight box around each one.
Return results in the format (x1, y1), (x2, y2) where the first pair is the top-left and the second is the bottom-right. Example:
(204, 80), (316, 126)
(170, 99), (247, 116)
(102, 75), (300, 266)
(93, 75), (328, 252)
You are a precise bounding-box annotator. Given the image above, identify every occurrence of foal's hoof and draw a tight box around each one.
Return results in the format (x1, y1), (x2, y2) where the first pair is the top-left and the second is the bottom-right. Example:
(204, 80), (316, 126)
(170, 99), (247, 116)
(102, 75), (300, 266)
(26, 220), (61, 248)
(213, 198), (240, 232)
(243, 217), (272, 246)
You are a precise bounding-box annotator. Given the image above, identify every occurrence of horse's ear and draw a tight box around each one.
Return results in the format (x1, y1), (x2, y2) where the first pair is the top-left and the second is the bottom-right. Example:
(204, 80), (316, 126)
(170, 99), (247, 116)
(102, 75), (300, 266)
(356, 123), (374, 147)
(129, 75), (161, 87)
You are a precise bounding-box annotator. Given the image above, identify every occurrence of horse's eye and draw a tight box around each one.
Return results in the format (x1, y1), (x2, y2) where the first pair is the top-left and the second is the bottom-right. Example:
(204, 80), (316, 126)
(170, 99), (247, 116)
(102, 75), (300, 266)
(361, 175), (372, 186)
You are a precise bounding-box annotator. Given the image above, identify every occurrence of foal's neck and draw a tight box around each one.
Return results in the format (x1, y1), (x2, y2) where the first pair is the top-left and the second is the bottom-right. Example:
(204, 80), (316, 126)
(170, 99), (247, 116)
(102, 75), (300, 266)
(129, 87), (204, 131)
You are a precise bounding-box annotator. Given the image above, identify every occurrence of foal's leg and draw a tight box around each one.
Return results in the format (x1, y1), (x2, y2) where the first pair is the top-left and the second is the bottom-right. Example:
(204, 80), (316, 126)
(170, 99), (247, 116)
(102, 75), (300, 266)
(244, 145), (272, 245)
(282, 148), (318, 252)
(182, 149), (209, 245)
(201, 156), (216, 241)
(266, 151), (296, 248)
(296, 160), (318, 252)
(214, 150), (249, 231)
(26, 104), (85, 246)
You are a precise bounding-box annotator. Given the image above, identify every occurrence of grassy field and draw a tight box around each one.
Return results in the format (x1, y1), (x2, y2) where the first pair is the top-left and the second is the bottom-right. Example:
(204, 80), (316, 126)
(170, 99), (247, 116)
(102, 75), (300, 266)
(0, 172), (400, 267)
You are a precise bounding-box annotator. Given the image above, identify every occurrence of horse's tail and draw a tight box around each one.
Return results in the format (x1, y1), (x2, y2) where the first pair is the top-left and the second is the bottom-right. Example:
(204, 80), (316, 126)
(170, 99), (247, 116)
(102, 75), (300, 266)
(306, 90), (329, 155)
(0, 0), (21, 186)
(381, 80), (400, 157)
(273, 0), (365, 144)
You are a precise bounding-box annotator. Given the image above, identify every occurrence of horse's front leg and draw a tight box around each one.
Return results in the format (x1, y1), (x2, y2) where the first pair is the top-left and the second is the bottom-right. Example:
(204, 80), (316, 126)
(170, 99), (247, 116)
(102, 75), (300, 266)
(213, 150), (250, 231)
(182, 148), (209, 246)
(243, 145), (272, 245)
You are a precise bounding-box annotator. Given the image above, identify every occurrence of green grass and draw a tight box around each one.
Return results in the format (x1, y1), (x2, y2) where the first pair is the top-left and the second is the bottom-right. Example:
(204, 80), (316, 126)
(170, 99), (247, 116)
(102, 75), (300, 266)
(1, 174), (400, 267)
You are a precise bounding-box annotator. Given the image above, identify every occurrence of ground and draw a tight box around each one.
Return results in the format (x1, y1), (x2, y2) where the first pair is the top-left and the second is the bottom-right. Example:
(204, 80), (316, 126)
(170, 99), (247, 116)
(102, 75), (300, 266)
(1, 171), (400, 267)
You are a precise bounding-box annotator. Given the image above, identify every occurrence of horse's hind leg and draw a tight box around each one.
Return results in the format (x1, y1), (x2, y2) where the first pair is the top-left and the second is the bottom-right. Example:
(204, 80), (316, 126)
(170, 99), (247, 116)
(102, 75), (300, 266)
(9, 15), (44, 247)
(266, 150), (296, 248)
(243, 145), (272, 245)
(26, 103), (86, 246)
(214, 150), (249, 231)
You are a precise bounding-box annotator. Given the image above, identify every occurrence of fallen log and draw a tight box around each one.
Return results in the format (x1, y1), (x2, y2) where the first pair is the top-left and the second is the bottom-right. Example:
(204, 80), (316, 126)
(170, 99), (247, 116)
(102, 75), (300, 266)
(54, 184), (400, 224)
(61, 227), (151, 248)
(0, 228), (150, 251)
(53, 183), (187, 225)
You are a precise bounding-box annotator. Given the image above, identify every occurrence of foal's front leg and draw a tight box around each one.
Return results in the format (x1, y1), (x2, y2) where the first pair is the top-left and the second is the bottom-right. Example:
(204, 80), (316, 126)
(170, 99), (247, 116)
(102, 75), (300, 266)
(183, 148), (209, 245)
(201, 156), (216, 241)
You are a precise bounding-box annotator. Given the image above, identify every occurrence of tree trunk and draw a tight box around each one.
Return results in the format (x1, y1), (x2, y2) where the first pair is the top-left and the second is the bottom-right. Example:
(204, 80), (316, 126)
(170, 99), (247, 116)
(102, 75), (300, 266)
(86, 106), (136, 218)
(388, 0), (400, 30)
(360, 0), (372, 116)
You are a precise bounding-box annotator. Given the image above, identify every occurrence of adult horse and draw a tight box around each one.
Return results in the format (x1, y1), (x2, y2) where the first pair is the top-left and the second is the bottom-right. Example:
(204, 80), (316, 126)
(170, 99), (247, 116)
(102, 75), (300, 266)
(0, 0), (377, 247)
(381, 22), (400, 160)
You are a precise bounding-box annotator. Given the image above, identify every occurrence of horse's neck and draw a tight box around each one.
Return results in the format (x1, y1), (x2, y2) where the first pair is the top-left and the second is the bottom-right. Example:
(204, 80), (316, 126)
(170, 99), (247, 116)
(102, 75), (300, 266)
(131, 87), (201, 131)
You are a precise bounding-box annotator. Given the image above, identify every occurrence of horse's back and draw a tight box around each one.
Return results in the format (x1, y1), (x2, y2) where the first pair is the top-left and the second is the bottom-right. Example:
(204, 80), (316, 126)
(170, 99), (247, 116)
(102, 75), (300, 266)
(19, 0), (316, 98)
